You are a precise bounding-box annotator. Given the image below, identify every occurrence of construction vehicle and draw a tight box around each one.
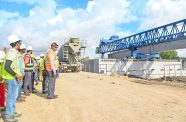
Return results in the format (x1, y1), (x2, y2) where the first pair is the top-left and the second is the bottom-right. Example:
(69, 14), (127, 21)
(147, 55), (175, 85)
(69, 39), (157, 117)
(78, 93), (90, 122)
(57, 38), (86, 72)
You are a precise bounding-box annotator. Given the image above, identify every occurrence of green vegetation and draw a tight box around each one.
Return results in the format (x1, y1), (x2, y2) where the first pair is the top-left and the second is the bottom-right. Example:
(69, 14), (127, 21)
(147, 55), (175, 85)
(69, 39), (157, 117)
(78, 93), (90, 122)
(160, 51), (179, 59)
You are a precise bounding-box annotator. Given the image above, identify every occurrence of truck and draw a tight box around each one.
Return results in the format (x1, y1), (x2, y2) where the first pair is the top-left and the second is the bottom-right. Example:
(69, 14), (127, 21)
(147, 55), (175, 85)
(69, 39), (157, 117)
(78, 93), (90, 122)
(57, 38), (86, 72)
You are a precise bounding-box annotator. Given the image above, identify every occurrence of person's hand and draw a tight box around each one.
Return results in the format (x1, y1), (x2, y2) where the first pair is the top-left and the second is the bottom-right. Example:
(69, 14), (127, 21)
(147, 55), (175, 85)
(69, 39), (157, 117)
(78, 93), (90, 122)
(53, 70), (56, 77)
(16, 74), (22, 83)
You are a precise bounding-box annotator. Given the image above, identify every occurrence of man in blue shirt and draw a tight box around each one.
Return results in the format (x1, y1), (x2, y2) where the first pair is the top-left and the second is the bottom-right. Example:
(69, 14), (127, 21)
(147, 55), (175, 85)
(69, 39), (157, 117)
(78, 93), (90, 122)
(17, 44), (26, 102)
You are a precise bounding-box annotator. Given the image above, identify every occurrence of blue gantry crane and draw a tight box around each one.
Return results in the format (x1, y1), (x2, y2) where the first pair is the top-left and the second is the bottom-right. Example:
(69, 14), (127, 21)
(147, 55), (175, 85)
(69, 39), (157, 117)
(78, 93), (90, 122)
(96, 19), (186, 59)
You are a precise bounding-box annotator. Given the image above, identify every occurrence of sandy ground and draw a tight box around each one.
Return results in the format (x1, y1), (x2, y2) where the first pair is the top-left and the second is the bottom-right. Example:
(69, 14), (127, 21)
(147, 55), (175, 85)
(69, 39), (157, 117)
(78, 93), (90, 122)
(1, 72), (186, 122)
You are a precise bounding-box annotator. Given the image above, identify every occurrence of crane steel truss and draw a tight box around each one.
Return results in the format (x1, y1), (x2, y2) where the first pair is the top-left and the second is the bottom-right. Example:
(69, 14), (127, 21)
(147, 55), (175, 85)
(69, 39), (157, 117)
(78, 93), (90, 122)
(98, 19), (186, 55)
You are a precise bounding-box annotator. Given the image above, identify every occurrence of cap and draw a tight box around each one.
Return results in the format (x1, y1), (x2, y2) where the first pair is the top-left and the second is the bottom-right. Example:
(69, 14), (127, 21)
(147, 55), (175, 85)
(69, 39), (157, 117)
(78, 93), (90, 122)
(51, 42), (58, 47)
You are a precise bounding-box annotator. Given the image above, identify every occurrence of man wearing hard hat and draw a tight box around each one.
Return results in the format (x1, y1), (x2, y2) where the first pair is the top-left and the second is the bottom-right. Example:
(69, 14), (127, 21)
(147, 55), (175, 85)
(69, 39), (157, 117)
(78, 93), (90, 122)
(17, 44), (26, 102)
(0, 51), (5, 112)
(39, 53), (48, 94)
(23, 46), (34, 95)
(39, 54), (45, 81)
(34, 56), (40, 85)
(2, 35), (22, 121)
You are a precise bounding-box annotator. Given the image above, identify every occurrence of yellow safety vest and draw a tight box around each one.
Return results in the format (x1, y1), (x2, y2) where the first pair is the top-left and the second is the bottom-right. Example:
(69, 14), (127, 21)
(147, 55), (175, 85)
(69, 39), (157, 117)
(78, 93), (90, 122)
(39, 58), (45, 71)
(2, 49), (22, 80)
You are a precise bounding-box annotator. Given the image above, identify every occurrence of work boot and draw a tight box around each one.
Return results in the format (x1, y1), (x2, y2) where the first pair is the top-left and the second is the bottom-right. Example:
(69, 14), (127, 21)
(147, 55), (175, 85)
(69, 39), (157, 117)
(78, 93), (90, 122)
(5, 115), (18, 122)
(42, 91), (47, 94)
(13, 112), (22, 118)
(47, 96), (57, 99)
(17, 97), (26, 103)
(0, 107), (5, 112)
(32, 90), (37, 93)
(24, 91), (30, 96)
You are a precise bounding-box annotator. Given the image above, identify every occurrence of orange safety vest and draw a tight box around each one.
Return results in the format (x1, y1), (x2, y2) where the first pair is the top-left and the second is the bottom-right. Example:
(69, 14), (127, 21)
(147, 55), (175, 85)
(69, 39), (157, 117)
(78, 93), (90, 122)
(45, 50), (58, 71)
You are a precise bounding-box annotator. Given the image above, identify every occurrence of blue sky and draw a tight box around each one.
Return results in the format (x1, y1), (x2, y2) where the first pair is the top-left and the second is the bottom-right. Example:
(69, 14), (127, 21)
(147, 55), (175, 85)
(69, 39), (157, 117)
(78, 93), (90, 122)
(0, 0), (186, 57)
(56, 0), (90, 9)
(0, 0), (89, 17)
(0, 1), (34, 16)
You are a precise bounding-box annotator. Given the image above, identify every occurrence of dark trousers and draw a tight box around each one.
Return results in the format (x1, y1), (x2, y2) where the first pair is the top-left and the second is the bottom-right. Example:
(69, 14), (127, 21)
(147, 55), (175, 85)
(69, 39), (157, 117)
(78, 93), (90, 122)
(42, 71), (48, 93)
(47, 71), (56, 97)
(32, 72), (35, 90)
(24, 72), (32, 93)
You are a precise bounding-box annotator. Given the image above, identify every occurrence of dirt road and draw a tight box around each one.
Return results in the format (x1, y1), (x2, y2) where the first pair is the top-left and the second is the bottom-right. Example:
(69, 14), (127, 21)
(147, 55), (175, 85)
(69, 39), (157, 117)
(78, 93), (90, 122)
(13, 72), (186, 122)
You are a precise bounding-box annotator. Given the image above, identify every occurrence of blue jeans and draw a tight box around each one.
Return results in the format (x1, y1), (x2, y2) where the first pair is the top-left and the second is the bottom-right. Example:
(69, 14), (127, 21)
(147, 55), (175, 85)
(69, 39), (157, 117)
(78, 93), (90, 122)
(5, 79), (19, 118)
(17, 81), (23, 99)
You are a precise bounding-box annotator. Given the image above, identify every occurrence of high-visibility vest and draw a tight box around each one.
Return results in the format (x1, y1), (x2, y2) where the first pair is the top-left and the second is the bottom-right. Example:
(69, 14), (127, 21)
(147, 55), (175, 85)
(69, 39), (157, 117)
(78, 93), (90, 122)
(45, 50), (58, 70)
(24, 54), (34, 72)
(39, 58), (45, 71)
(2, 49), (22, 80)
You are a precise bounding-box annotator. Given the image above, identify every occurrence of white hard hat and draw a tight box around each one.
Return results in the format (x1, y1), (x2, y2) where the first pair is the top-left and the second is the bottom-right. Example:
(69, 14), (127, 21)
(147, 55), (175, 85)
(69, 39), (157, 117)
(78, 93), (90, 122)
(20, 44), (26, 49)
(0, 51), (5, 62)
(35, 56), (40, 60)
(27, 46), (33, 51)
(40, 54), (44, 57)
(8, 35), (21, 44)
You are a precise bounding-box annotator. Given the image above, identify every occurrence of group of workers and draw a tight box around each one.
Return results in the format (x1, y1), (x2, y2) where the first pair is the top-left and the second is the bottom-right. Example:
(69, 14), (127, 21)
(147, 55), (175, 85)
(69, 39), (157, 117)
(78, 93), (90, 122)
(0, 35), (60, 122)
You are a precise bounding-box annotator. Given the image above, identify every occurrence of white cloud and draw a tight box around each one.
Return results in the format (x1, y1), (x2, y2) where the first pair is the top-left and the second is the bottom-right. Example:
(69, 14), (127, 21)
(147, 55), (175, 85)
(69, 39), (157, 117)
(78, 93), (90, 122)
(139, 0), (186, 57)
(29, 10), (35, 16)
(0, 0), (136, 57)
(139, 0), (186, 30)
(86, 0), (100, 13)
(0, 10), (20, 27)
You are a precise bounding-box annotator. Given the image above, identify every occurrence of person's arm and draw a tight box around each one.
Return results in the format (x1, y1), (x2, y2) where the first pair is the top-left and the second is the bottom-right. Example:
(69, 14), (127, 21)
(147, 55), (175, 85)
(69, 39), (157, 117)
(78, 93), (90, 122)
(4, 60), (16, 76)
